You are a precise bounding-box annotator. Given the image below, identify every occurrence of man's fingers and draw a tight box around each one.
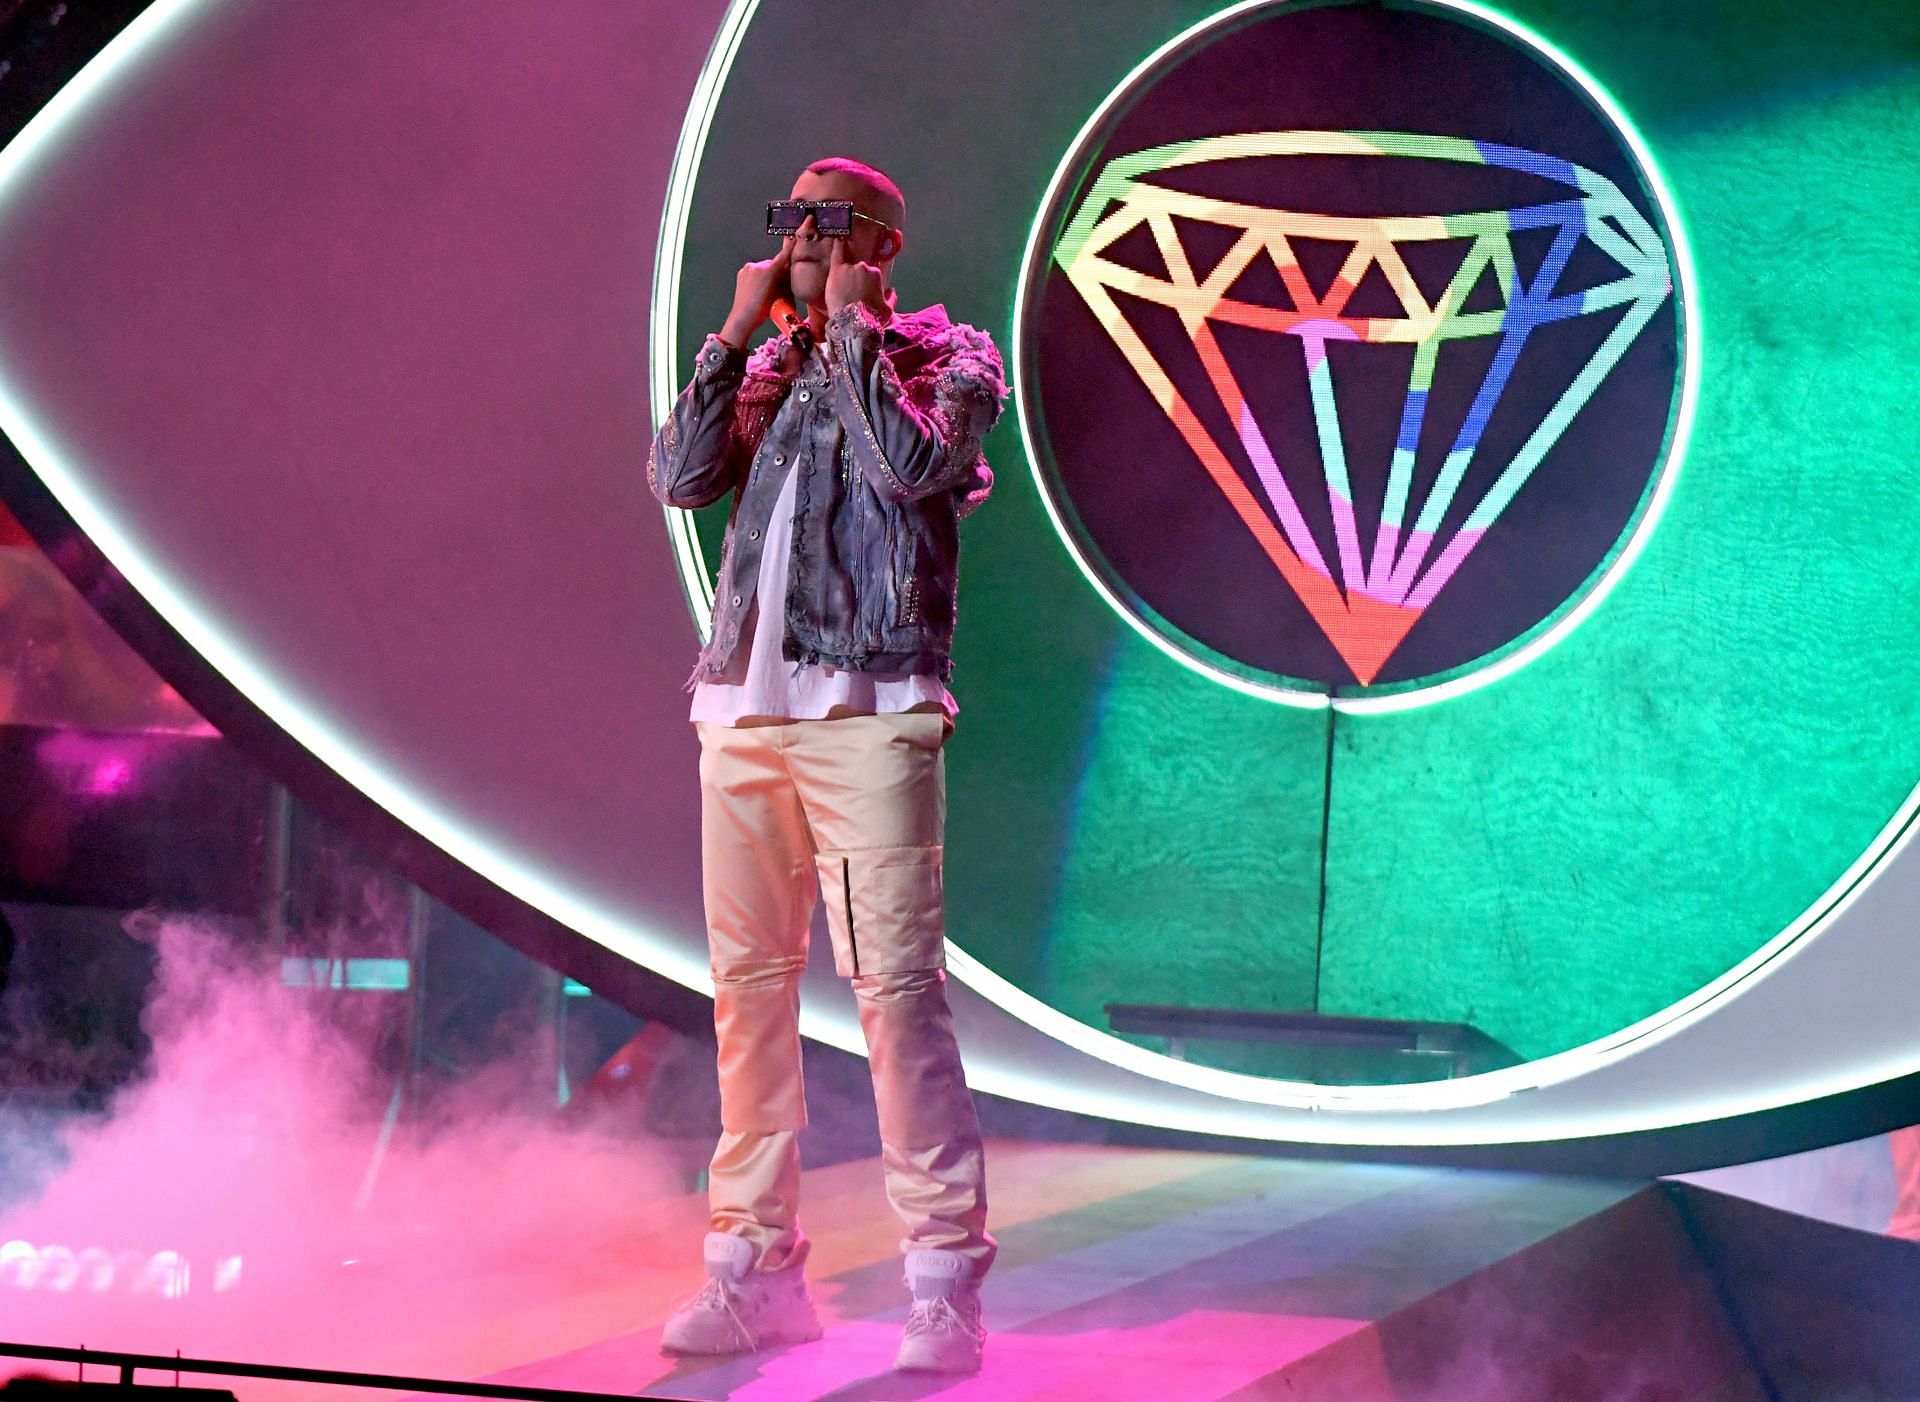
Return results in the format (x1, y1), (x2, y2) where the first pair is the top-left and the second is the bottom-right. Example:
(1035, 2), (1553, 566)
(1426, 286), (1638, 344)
(830, 236), (849, 265)
(772, 239), (792, 268)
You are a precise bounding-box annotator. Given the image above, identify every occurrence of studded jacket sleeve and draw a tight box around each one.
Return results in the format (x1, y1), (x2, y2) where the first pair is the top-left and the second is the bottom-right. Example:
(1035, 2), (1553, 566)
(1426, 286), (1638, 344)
(824, 304), (1006, 518)
(645, 334), (754, 510)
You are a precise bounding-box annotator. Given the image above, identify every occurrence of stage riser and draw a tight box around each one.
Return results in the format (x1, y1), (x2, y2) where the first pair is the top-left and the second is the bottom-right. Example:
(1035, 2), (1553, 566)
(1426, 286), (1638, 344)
(1671, 1182), (1920, 1402)
(1256, 1187), (1769, 1400)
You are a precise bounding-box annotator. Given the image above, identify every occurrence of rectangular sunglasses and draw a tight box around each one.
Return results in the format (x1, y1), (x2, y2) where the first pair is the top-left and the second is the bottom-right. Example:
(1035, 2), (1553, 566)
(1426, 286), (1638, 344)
(766, 199), (886, 237)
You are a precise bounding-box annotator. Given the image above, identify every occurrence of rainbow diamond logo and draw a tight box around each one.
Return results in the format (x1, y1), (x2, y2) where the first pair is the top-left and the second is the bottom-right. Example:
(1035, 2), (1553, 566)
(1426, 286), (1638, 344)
(1051, 131), (1675, 687)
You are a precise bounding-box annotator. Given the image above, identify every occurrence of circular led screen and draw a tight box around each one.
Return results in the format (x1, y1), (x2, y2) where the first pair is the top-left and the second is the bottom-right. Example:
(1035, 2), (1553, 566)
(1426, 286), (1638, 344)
(1017, 0), (1688, 704)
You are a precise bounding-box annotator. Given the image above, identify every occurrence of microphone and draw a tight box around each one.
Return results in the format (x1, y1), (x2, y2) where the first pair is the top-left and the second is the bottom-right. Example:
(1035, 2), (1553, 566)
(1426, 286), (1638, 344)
(770, 296), (814, 356)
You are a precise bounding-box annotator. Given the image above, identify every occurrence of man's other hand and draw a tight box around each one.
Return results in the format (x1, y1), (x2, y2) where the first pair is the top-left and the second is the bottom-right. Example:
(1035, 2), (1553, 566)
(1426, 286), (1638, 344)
(825, 236), (887, 319)
(720, 241), (792, 351)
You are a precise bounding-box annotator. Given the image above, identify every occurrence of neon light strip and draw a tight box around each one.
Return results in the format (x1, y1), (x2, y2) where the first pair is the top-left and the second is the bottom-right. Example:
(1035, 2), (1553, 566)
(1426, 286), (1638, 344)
(281, 957), (410, 991)
(1367, 348), (1438, 594)
(648, 0), (764, 641)
(1306, 334), (1367, 590)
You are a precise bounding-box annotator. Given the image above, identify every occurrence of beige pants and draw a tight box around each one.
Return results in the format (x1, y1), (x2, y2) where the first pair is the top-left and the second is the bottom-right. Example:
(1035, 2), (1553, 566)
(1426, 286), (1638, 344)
(695, 710), (994, 1279)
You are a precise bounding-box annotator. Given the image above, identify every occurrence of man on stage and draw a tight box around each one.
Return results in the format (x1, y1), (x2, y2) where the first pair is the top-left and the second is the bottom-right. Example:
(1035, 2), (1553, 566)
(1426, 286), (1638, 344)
(645, 156), (1004, 1374)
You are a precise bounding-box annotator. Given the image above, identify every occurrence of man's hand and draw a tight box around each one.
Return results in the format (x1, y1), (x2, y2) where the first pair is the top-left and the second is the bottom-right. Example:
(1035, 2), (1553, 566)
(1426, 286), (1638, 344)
(824, 236), (887, 319)
(719, 241), (791, 351)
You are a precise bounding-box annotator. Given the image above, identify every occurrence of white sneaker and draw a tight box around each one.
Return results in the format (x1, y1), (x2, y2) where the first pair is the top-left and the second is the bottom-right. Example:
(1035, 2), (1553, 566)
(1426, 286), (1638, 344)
(660, 1232), (823, 1355)
(894, 1248), (985, 1374)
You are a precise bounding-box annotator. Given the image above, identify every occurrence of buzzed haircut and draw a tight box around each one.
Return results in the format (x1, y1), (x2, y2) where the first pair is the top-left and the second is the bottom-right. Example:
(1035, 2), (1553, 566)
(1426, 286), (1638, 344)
(804, 156), (907, 230)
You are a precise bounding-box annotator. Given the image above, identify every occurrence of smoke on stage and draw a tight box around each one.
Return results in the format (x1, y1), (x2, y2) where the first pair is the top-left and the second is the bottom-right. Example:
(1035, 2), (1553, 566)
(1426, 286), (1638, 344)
(0, 915), (678, 1374)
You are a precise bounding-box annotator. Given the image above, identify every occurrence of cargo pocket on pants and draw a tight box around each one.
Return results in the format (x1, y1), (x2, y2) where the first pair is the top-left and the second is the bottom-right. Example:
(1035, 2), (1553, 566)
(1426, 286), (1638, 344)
(813, 846), (946, 979)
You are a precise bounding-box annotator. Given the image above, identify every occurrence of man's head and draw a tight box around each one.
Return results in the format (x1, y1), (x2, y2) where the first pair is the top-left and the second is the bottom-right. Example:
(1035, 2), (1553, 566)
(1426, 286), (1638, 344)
(783, 157), (906, 310)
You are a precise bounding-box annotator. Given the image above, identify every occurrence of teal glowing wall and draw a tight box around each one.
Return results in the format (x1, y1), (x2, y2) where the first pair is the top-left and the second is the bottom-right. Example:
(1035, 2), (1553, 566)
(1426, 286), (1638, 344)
(671, 0), (1920, 1066)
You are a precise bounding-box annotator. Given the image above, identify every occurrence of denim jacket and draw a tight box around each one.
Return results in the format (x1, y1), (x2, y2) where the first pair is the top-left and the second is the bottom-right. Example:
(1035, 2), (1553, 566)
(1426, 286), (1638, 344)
(647, 300), (1007, 685)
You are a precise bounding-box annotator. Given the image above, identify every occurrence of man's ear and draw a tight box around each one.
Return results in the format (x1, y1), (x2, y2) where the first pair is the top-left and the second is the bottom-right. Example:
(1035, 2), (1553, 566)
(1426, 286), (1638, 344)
(881, 229), (904, 262)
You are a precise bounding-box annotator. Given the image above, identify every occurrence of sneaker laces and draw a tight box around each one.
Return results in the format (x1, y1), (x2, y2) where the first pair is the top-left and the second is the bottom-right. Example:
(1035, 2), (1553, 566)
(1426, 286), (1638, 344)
(904, 1293), (975, 1340)
(675, 1274), (755, 1345)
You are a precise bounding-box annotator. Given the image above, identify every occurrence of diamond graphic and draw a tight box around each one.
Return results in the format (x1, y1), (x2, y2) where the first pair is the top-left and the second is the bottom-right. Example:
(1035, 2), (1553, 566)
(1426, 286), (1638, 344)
(1053, 130), (1675, 685)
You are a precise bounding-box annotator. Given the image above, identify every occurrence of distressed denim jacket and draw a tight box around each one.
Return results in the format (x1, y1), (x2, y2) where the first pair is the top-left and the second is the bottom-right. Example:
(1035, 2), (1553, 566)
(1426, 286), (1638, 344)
(647, 300), (1007, 685)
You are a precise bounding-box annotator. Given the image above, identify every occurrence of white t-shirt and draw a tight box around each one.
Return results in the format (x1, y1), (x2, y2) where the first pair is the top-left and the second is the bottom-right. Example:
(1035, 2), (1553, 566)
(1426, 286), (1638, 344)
(689, 456), (957, 726)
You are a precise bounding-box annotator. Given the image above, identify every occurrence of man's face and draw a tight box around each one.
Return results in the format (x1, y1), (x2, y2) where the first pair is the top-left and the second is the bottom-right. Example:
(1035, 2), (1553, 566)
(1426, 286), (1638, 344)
(782, 169), (895, 308)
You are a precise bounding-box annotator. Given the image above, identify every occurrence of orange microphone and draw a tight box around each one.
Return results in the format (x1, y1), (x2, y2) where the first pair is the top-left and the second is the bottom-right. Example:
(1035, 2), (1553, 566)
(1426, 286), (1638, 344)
(770, 296), (814, 356)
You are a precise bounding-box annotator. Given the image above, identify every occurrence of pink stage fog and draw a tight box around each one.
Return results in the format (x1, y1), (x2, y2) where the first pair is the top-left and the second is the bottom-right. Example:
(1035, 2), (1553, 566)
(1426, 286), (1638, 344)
(0, 917), (681, 1386)
(0, 930), (1792, 1399)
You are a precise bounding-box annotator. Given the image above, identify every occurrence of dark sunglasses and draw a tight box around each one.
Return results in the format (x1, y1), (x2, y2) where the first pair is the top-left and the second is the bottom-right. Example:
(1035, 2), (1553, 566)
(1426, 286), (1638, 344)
(766, 199), (891, 237)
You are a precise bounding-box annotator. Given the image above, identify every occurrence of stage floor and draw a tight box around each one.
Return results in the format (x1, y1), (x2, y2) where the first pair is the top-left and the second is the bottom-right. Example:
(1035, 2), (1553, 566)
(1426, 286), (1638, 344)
(345, 1142), (1683, 1400)
(9, 1138), (1804, 1400)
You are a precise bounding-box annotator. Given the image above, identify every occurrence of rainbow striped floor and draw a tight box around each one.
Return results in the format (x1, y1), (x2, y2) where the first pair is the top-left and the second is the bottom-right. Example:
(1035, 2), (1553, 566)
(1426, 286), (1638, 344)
(21, 1138), (1913, 1399)
(371, 1143), (1783, 1400)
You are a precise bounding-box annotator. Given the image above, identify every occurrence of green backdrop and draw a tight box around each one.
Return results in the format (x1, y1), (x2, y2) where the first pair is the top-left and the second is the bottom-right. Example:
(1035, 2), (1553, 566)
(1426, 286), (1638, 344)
(668, 0), (1920, 1073)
